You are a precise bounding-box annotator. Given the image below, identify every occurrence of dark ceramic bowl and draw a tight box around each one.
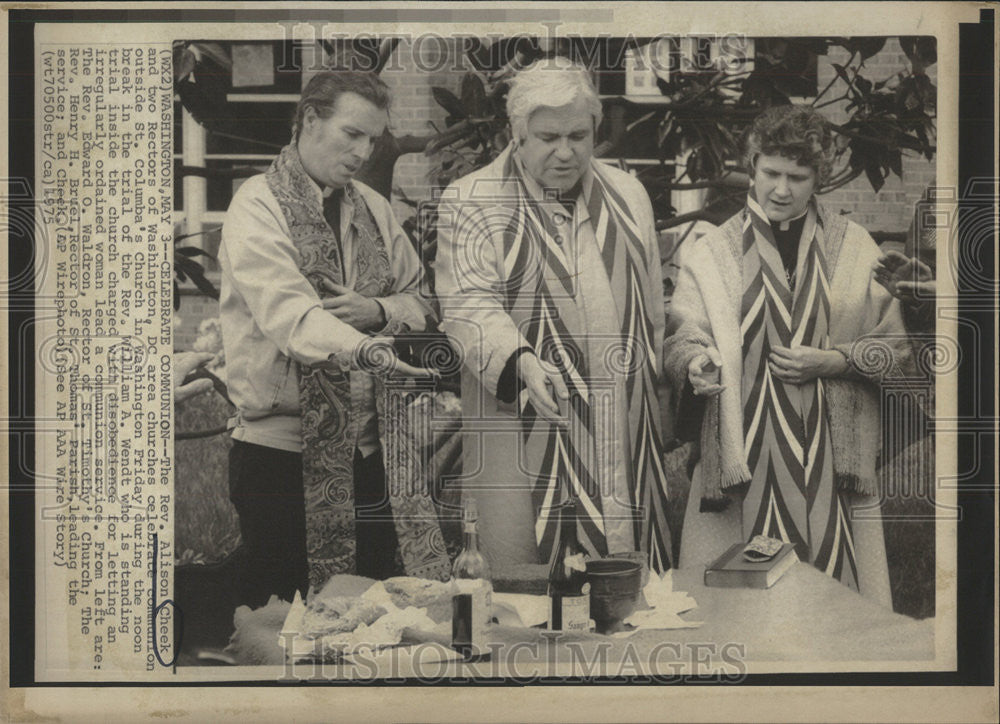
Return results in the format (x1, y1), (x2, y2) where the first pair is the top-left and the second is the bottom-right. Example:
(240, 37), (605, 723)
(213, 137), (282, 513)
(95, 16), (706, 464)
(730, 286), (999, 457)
(586, 558), (642, 634)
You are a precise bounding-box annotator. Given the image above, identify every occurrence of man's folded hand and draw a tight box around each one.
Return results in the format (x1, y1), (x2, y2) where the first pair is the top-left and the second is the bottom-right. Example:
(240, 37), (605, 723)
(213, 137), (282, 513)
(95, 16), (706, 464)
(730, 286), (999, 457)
(320, 280), (386, 331)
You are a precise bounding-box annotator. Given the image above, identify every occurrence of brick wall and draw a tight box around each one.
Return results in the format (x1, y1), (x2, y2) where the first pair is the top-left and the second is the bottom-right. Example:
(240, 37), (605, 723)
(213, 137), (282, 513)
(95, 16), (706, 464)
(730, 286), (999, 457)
(382, 37), (468, 223)
(174, 36), (937, 348)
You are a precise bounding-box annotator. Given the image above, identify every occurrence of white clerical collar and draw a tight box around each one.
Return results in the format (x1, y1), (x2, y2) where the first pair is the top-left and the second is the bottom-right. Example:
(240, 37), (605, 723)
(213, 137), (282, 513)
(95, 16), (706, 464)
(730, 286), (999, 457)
(777, 208), (809, 231)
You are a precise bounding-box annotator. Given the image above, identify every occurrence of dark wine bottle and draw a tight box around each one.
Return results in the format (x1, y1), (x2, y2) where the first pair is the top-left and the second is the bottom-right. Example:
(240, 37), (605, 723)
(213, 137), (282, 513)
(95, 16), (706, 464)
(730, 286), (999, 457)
(547, 498), (591, 632)
(451, 498), (492, 660)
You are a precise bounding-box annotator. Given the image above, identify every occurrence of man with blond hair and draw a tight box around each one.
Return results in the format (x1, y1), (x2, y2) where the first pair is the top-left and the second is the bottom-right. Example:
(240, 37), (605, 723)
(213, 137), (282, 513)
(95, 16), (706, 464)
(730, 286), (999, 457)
(220, 71), (445, 607)
(435, 58), (674, 573)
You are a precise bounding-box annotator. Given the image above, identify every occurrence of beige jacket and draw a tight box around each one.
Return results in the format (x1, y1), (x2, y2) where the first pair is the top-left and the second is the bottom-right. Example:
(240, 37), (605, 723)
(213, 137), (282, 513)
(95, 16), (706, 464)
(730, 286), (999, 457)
(219, 174), (432, 452)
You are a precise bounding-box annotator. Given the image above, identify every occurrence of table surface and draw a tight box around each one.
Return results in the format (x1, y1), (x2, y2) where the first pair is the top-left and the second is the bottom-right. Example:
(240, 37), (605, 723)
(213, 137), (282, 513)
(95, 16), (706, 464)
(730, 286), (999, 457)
(224, 562), (936, 677)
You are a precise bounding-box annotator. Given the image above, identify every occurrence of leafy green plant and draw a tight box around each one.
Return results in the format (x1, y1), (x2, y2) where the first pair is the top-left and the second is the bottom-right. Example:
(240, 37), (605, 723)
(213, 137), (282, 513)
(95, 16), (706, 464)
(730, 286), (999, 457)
(173, 227), (220, 311)
(642, 36), (937, 218)
(420, 36), (936, 236)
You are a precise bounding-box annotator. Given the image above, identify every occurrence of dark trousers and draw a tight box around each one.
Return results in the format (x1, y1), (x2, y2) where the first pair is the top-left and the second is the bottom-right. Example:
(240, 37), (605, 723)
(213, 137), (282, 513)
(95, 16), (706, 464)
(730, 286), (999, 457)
(353, 448), (401, 581)
(228, 440), (400, 609)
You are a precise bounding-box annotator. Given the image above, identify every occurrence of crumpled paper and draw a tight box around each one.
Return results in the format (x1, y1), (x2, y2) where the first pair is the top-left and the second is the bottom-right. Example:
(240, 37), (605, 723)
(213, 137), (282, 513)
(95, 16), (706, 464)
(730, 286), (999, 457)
(280, 583), (446, 661)
(225, 595), (293, 666)
(613, 570), (702, 637)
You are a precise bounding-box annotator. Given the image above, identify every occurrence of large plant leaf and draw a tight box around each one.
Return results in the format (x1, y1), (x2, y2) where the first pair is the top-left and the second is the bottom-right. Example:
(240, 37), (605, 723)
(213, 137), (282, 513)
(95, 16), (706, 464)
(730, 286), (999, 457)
(899, 36), (937, 72)
(175, 246), (214, 259)
(864, 163), (886, 193)
(854, 74), (873, 97)
(432, 87), (466, 119)
(865, 158), (886, 193)
(740, 70), (791, 108)
(460, 73), (487, 118)
(175, 49), (232, 130)
(174, 256), (220, 299)
(887, 149), (903, 178)
(847, 135), (890, 193)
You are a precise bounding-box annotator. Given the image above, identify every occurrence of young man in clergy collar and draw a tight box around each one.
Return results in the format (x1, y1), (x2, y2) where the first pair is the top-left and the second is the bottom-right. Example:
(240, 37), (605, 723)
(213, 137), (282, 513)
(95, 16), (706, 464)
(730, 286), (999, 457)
(219, 71), (444, 609)
(664, 104), (912, 607)
(435, 58), (676, 576)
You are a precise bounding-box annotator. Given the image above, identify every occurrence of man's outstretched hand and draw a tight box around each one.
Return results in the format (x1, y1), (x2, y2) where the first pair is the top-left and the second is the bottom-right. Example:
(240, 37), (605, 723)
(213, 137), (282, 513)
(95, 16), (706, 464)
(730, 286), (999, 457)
(174, 351), (216, 403)
(873, 250), (936, 306)
(353, 336), (440, 379)
(518, 352), (569, 424)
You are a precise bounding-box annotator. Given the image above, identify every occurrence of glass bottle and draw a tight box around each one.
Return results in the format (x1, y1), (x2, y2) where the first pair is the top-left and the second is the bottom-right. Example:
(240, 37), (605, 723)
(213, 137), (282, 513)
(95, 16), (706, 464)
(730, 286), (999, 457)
(547, 497), (591, 632)
(451, 498), (492, 659)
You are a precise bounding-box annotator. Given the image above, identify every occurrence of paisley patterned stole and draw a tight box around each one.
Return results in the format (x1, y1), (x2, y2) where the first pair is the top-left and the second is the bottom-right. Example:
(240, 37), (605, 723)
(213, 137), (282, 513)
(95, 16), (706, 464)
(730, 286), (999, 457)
(266, 144), (449, 588)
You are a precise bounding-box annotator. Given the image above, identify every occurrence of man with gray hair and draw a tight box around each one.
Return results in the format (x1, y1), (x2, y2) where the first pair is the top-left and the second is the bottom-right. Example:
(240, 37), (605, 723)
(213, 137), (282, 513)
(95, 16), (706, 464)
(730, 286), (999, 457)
(435, 58), (674, 573)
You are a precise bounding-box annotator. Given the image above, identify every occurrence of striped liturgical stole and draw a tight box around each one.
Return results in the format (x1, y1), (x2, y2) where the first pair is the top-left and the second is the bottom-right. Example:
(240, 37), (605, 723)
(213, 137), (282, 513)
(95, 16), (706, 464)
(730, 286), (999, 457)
(501, 154), (674, 574)
(739, 189), (859, 591)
